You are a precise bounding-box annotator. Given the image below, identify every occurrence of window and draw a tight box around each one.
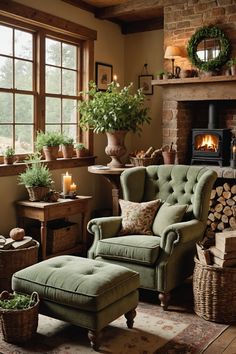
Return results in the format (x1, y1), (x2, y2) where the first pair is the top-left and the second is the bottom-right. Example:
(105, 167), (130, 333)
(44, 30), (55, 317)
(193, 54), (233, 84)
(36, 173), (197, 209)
(0, 8), (94, 161)
(45, 37), (79, 142)
(0, 25), (34, 155)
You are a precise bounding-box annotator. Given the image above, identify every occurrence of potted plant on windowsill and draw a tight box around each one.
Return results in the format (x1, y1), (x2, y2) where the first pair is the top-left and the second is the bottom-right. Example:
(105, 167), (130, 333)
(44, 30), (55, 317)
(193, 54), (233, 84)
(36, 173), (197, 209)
(75, 143), (89, 158)
(61, 136), (74, 159)
(78, 81), (151, 167)
(18, 152), (54, 201)
(35, 131), (63, 161)
(3, 146), (15, 165)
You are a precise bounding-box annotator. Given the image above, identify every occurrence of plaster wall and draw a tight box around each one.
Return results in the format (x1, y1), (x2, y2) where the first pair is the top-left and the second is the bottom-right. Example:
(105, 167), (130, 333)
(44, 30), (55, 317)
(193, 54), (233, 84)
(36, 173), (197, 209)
(0, 0), (164, 233)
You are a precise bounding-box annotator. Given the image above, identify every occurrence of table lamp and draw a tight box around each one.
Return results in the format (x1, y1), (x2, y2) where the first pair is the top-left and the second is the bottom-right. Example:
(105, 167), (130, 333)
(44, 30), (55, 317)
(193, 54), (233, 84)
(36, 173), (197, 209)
(164, 46), (182, 76)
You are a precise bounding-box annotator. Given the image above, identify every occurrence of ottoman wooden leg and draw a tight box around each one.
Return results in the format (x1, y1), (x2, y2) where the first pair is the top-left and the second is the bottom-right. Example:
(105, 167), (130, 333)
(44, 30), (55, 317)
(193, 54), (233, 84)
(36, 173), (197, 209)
(88, 330), (100, 351)
(125, 308), (136, 329)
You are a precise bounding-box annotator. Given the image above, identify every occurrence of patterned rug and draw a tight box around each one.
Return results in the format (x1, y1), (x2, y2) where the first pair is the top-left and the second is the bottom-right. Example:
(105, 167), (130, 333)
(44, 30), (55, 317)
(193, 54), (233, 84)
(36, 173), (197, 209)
(0, 284), (228, 354)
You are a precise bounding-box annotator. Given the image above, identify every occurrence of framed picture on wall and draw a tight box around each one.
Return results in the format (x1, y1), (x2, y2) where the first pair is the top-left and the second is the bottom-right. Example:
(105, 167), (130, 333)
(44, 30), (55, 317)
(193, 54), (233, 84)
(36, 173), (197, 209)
(95, 62), (113, 91)
(138, 74), (154, 95)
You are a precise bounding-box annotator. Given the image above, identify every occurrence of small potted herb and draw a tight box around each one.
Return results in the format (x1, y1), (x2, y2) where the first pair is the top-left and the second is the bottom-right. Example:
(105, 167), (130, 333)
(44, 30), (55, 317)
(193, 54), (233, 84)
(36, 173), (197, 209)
(61, 135), (74, 158)
(18, 152), (54, 201)
(227, 58), (236, 76)
(3, 146), (15, 165)
(157, 71), (165, 80)
(35, 131), (63, 161)
(75, 143), (89, 157)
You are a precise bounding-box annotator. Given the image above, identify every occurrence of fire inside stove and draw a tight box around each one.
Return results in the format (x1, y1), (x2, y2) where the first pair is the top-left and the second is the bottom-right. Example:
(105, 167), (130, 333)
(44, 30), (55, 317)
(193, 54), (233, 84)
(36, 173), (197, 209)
(195, 134), (219, 152)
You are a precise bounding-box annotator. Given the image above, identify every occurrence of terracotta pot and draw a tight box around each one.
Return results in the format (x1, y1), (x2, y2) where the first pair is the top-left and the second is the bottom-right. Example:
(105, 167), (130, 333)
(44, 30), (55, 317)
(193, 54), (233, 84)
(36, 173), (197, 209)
(75, 148), (88, 158)
(61, 144), (74, 158)
(105, 131), (127, 168)
(4, 156), (14, 165)
(43, 146), (59, 161)
(162, 151), (176, 164)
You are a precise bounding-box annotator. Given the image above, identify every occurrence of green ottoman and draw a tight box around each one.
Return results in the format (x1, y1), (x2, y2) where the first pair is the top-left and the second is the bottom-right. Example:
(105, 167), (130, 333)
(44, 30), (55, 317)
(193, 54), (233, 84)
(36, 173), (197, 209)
(12, 255), (139, 350)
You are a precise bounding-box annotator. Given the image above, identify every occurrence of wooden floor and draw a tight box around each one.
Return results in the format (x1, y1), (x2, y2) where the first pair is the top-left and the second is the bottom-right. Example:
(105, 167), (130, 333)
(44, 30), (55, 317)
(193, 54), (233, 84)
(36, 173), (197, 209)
(203, 325), (236, 353)
(140, 280), (236, 354)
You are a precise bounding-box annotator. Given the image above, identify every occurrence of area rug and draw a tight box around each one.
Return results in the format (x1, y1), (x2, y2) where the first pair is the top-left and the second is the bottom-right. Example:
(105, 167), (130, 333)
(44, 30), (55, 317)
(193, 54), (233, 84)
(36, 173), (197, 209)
(0, 299), (228, 354)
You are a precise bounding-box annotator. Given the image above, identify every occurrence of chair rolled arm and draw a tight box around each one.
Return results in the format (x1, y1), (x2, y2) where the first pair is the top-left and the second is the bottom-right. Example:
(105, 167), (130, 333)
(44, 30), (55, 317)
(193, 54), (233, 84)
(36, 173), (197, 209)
(87, 217), (122, 259)
(160, 219), (205, 253)
(87, 216), (122, 239)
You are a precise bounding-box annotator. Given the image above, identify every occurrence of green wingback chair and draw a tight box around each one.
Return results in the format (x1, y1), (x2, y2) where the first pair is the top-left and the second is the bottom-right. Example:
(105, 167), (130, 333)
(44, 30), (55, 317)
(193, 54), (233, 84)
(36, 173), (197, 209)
(87, 165), (217, 309)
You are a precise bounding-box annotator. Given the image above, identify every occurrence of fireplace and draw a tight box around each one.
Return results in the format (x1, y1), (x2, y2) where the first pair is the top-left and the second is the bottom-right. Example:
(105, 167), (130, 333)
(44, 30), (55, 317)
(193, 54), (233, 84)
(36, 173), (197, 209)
(191, 128), (231, 166)
(191, 102), (231, 166)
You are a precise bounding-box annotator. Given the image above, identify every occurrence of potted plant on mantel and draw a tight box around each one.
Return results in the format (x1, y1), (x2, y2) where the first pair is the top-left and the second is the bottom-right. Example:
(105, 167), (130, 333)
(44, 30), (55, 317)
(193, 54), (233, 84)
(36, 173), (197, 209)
(18, 152), (54, 201)
(78, 81), (151, 168)
(35, 131), (63, 161)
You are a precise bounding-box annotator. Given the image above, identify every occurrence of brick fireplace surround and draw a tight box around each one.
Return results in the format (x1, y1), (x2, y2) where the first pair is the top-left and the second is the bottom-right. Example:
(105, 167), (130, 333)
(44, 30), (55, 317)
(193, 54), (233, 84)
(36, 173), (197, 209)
(153, 0), (236, 177)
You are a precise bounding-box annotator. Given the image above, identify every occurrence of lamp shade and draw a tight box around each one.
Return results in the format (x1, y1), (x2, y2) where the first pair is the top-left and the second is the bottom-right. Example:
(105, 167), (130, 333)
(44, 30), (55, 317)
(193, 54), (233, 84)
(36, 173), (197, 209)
(164, 46), (182, 59)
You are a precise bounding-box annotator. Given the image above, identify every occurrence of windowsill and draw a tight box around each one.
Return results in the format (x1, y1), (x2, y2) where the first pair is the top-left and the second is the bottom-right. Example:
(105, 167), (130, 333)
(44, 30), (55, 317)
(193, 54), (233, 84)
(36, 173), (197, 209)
(0, 156), (96, 177)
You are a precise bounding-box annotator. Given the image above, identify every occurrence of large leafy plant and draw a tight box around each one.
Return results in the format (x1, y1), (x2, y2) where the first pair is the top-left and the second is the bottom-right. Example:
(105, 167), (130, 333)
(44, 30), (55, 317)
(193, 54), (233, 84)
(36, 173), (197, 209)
(78, 81), (151, 134)
(18, 152), (53, 188)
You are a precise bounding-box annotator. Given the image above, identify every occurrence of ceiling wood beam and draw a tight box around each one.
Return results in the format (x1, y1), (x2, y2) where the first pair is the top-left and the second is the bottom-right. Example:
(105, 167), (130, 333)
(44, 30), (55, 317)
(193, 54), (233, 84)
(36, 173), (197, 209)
(62, 0), (96, 13)
(122, 16), (163, 34)
(95, 0), (164, 19)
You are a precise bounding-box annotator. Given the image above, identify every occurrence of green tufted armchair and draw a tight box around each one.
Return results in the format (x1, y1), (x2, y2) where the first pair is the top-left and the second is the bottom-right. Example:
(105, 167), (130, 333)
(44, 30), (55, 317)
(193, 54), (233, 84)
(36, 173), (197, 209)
(87, 165), (217, 309)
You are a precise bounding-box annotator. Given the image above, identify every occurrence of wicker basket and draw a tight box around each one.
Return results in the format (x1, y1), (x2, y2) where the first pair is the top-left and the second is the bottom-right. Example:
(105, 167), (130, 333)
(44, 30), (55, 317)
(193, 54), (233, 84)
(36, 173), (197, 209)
(130, 156), (159, 167)
(26, 186), (50, 201)
(0, 292), (39, 343)
(0, 241), (39, 292)
(193, 256), (236, 323)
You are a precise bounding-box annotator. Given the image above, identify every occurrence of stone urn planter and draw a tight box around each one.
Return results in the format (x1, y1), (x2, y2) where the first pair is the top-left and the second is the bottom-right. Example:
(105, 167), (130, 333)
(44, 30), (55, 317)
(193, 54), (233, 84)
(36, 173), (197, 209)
(105, 131), (127, 168)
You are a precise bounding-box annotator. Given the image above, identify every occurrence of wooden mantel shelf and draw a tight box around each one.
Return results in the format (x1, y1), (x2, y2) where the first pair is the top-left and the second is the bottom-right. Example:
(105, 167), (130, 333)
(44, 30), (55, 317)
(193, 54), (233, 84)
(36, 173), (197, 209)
(152, 75), (236, 101)
(152, 75), (236, 86)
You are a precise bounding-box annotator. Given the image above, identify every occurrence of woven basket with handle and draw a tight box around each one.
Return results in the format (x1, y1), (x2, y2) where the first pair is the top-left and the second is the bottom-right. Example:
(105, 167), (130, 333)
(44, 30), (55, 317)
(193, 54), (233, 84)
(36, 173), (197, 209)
(0, 291), (39, 343)
(193, 256), (236, 323)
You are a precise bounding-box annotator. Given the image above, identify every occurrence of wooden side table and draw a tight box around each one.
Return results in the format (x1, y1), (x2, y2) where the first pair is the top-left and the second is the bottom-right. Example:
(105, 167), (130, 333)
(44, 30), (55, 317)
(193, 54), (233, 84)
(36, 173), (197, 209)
(16, 196), (92, 260)
(88, 166), (131, 216)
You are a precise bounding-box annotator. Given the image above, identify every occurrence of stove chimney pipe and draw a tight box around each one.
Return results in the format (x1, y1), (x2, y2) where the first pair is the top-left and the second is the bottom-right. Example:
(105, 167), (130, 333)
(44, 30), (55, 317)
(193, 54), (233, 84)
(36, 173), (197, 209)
(208, 102), (217, 129)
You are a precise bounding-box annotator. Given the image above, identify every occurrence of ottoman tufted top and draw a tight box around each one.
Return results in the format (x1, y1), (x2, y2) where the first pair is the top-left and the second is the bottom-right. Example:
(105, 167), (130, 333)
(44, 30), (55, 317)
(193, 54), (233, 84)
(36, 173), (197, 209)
(12, 256), (139, 312)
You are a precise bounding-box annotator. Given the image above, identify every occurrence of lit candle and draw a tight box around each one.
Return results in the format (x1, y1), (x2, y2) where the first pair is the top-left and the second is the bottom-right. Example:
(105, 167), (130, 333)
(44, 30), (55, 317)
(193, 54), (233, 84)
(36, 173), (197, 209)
(233, 145), (236, 160)
(70, 182), (77, 192)
(113, 74), (118, 82)
(62, 172), (72, 195)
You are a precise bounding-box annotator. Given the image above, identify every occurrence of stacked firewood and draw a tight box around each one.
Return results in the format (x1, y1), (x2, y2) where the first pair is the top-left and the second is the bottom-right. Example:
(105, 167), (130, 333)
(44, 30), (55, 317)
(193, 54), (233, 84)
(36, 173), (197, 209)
(208, 182), (236, 232)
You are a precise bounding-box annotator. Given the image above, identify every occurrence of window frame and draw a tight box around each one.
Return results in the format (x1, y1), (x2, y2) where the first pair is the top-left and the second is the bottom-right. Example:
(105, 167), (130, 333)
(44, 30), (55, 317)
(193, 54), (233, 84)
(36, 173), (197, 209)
(0, 2), (96, 174)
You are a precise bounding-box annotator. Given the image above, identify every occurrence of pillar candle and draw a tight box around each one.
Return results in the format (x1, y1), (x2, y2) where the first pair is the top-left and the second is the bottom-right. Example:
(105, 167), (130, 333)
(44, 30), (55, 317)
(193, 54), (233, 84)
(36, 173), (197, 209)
(233, 146), (236, 160)
(62, 172), (72, 195)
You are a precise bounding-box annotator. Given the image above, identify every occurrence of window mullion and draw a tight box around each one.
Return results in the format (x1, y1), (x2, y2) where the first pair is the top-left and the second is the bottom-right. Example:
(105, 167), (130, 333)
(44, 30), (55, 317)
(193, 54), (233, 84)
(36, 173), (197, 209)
(36, 30), (45, 134)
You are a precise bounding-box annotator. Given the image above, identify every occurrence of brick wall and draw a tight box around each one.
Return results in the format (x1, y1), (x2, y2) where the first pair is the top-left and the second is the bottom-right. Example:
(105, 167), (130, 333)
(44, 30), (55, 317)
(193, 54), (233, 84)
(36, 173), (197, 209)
(162, 0), (236, 164)
(164, 0), (236, 72)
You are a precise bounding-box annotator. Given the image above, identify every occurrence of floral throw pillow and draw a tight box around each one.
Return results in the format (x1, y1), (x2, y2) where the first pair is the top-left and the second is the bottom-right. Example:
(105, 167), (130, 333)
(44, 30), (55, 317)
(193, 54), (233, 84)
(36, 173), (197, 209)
(119, 199), (161, 235)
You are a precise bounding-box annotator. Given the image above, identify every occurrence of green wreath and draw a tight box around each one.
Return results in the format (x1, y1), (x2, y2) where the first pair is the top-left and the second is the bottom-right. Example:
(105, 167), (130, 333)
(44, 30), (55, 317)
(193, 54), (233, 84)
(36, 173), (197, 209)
(187, 26), (231, 72)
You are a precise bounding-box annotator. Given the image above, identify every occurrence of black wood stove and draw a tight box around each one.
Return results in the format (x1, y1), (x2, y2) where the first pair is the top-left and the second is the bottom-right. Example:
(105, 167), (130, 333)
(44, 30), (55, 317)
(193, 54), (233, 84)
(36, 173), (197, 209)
(191, 102), (231, 166)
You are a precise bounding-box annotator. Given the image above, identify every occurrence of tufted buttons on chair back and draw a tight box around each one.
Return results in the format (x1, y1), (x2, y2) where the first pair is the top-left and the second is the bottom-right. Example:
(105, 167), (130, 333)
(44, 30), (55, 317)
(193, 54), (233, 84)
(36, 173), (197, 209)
(121, 165), (217, 222)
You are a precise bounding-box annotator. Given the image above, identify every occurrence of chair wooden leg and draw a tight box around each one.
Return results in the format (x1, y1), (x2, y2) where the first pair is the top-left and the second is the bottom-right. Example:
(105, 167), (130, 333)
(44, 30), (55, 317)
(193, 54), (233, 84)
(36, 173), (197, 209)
(159, 292), (170, 310)
(124, 307), (137, 328)
(88, 330), (100, 351)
